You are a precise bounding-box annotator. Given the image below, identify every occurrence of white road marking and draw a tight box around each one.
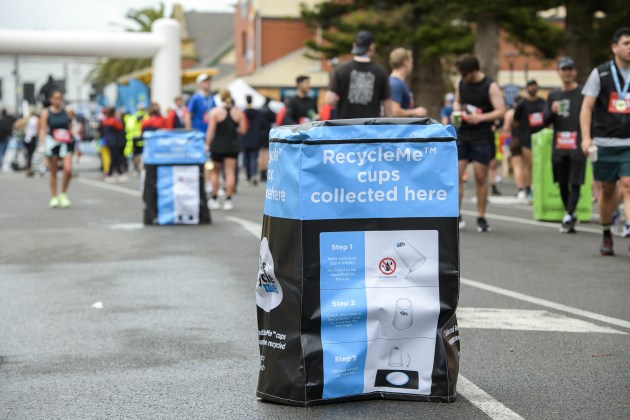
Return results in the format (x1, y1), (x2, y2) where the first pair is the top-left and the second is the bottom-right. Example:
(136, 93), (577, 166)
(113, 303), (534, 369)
(470, 196), (528, 205)
(457, 307), (625, 334)
(460, 209), (601, 234)
(226, 216), (262, 238)
(77, 177), (141, 197)
(461, 278), (630, 330)
(457, 375), (524, 420)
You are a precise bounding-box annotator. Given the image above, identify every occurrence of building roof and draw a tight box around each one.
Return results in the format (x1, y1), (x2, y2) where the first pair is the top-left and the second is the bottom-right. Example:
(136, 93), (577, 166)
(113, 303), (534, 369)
(213, 47), (329, 89)
(185, 12), (234, 65)
(249, 0), (323, 18)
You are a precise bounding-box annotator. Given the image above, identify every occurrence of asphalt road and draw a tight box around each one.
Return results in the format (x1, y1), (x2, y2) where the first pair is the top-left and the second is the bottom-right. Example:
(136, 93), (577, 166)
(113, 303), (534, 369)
(1, 157), (628, 419)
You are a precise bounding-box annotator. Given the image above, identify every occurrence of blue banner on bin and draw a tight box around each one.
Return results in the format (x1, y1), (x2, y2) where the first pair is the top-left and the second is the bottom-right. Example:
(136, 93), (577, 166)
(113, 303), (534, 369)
(264, 123), (458, 220)
(143, 130), (206, 165)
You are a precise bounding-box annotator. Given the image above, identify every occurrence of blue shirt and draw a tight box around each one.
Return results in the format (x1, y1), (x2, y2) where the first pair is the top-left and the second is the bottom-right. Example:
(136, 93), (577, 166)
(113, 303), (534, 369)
(187, 92), (215, 133)
(389, 76), (411, 110)
(440, 105), (454, 124)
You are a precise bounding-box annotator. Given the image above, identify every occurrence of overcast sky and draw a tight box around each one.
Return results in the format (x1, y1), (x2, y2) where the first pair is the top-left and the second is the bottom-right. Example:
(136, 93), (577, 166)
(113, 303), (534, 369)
(0, 0), (237, 31)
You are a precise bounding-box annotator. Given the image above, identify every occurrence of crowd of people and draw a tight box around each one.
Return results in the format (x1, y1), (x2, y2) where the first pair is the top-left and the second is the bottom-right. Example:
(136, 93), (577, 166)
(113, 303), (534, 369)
(1, 26), (628, 257)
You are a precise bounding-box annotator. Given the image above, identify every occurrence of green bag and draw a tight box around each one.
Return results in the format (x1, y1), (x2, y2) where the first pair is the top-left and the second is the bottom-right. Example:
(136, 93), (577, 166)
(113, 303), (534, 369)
(531, 128), (592, 222)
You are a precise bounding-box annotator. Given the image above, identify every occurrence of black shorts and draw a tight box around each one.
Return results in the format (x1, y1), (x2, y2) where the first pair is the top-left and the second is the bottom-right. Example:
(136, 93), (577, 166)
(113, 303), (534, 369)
(133, 137), (143, 156)
(509, 136), (522, 157)
(211, 151), (239, 163)
(552, 152), (586, 185)
(48, 141), (75, 158)
(457, 140), (494, 165)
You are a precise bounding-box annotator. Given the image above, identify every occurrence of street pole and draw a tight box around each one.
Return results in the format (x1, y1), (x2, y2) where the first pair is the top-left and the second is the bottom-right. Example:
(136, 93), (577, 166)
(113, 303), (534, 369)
(13, 55), (21, 115)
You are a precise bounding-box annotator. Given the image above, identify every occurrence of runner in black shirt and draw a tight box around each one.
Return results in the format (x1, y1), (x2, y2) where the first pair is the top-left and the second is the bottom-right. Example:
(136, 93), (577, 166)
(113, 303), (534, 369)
(543, 57), (586, 233)
(454, 54), (506, 232)
(286, 75), (318, 124)
(514, 80), (545, 201)
(325, 30), (392, 119)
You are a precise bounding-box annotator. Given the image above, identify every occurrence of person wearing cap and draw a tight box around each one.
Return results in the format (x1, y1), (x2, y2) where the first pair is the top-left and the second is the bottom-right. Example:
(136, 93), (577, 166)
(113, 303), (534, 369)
(580, 27), (630, 256)
(543, 57), (586, 233)
(186, 74), (215, 133)
(325, 30), (392, 119)
(453, 54), (506, 232)
(388, 48), (427, 118)
(285, 75), (319, 124)
(513, 79), (545, 201)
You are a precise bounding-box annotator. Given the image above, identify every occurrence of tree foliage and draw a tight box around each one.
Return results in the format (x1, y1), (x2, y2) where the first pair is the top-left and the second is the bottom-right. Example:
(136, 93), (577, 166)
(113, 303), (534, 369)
(87, 3), (165, 84)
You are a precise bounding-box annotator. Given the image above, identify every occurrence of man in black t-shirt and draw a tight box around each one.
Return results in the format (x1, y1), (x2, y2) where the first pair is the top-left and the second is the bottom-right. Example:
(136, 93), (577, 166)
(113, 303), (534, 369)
(514, 79), (545, 200)
(454, 55), (506, 232)
(543, 57), (586, 234)
(325, 30), (392, 119)
(286, 75), (318, 124)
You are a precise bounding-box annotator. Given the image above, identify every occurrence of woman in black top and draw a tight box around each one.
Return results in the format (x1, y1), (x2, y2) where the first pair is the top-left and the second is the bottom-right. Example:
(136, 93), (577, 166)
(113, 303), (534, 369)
(205, 89), (246, 210)
(39, 89), (74, 208)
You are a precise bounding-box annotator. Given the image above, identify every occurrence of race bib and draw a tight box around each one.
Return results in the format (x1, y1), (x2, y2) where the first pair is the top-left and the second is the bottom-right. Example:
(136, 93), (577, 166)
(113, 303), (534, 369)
(528, 112), (544, 127)
(555, 131), (577, 150)
(608, 92), (630, 114)
(52, 128), (72, 143)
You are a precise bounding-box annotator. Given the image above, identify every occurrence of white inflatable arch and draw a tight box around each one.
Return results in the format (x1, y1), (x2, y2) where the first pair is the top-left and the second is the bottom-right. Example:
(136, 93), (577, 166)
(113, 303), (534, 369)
(0, 18), (180, 112)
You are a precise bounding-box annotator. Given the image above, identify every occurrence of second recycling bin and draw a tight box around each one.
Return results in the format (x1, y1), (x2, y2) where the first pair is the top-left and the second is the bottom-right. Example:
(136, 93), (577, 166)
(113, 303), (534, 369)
(142, 130), (211, 225)
(256, 118), (460, 406)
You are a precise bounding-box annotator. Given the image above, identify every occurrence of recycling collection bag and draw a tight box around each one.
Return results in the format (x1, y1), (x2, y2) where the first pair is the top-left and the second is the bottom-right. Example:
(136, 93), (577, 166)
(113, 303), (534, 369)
(142, 130), (211, 225)
(256, 118), (460, 406)
(532, 128), (592, 222)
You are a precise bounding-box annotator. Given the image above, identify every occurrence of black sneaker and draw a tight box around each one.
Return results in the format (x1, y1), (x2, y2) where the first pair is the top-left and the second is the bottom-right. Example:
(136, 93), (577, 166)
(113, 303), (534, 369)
(560, 215), (576, 234)
(491, 185), (502, 196)
(600, 236), (614, 256)
(477, 217), (492, 232)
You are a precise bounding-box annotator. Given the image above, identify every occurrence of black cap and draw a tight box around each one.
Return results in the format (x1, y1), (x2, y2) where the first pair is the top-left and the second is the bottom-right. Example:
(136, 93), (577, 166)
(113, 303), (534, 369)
(558, 56), (576, 69)
(526, 79), (538, 86)
(351, 30), (374, 55)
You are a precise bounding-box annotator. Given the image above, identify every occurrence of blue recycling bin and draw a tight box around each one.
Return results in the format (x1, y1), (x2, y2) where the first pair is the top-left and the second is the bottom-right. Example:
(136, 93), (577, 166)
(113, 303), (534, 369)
(142, 130), (211, 225)
(255, 118), (460, 405)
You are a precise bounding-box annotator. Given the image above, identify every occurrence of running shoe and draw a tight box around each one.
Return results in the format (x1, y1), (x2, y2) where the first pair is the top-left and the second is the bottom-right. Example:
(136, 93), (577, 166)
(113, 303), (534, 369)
(477, 217), (492, 232)
(516, 189), (527, 201)
(58, 193), (70, 208)
(458, 216), (466, 230)
(560, 214), (576, 233)
(117, 174), (129, 183)
(491, 185), (502, 196)
(222, 199), (234, 211)
(599, 236), (615, 256)
(208, 198), (221, 210)
(49, 196), (59, 208)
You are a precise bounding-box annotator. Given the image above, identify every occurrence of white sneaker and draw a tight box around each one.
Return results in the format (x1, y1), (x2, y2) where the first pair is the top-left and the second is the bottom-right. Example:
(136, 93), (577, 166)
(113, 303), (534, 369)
(222, 199), (234, 211)
(117, 175), (129, 182)
(104, 176), (116, 183)
(516, 190), (527, 201)
(207, 198), (221, 210)
(458, 216), (466, 229)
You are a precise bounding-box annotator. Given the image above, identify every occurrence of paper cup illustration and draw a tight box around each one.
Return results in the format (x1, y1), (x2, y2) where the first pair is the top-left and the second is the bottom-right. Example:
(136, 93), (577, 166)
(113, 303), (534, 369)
(388, 345), (403, 367)
(393, 239), (426, 278)
(393, 298), (413, 330)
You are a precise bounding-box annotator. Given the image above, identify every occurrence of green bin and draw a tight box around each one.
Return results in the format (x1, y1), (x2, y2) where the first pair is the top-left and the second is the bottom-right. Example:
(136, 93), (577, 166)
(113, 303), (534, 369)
(531, 128), (592, 222)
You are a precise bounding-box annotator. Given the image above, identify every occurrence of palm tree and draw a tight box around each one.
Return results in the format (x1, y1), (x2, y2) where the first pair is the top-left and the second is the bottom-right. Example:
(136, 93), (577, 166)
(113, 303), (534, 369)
(87, 3), (165, 84)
